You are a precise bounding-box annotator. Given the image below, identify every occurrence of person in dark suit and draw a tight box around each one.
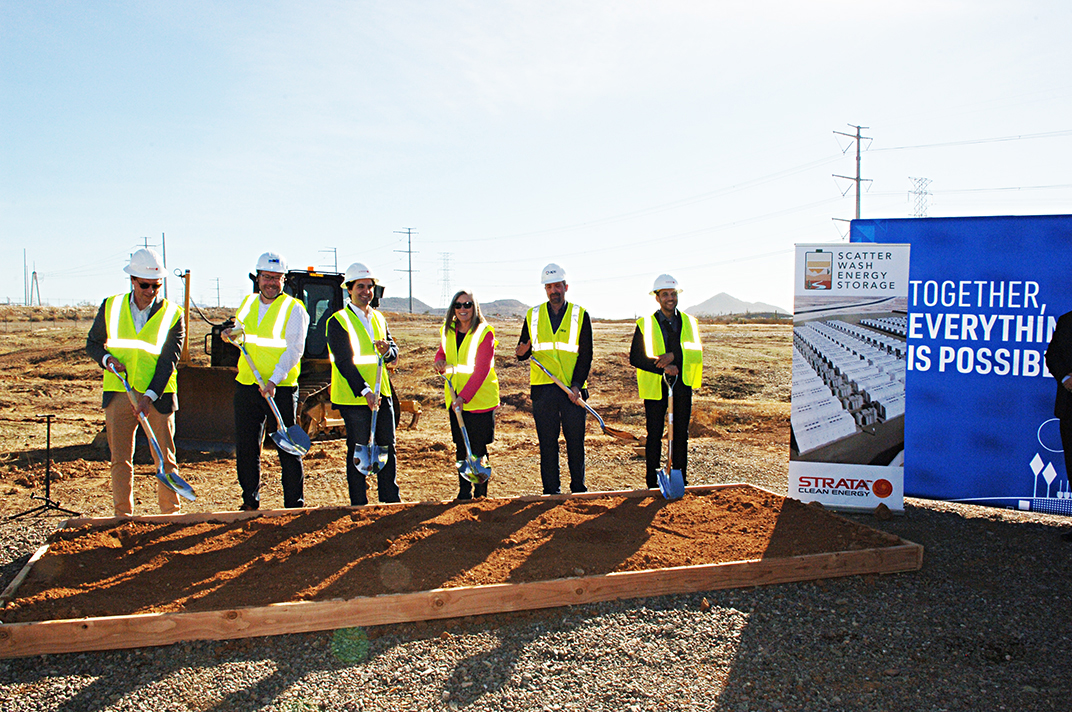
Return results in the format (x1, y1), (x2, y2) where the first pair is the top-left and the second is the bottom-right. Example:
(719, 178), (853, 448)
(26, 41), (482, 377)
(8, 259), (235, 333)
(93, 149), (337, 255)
(1044, 310), (1072, 541)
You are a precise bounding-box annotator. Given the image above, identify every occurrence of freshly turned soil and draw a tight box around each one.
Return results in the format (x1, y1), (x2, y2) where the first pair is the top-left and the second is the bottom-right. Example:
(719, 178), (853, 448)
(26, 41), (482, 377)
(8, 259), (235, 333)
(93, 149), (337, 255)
(2, 486), (902, 623)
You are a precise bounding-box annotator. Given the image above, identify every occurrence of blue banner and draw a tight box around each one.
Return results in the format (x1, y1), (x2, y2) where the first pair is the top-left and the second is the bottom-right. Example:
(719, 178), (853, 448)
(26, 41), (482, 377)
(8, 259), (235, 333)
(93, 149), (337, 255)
(852, 215), (1072, 515)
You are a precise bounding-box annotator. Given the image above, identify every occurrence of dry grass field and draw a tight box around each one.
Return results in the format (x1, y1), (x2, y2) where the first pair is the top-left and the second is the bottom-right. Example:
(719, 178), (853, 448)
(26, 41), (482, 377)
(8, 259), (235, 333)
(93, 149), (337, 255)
(0, 304), (791, 518)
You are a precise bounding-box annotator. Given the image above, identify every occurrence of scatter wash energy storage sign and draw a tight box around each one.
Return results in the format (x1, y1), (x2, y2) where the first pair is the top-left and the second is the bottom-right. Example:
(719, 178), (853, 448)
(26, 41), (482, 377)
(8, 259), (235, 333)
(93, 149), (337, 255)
(790, 243), (910, 513)
(852, 215), (1072, 517)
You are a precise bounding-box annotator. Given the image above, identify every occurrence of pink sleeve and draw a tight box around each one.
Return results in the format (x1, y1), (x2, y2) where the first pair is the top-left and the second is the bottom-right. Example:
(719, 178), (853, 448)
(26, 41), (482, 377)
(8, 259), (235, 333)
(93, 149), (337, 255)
(435, 344), (446, 362)
(458, 331), (495, 403)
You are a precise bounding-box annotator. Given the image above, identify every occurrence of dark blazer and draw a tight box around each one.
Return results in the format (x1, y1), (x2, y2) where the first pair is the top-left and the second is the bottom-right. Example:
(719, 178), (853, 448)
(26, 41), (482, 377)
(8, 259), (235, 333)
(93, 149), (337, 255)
(1045, 310), (1072, 419)
(85, 293), (185, 413)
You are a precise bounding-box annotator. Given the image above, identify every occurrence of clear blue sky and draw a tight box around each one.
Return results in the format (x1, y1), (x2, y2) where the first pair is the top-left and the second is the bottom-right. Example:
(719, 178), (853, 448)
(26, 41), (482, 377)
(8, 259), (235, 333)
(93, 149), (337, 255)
(3, 1), (1071, 317)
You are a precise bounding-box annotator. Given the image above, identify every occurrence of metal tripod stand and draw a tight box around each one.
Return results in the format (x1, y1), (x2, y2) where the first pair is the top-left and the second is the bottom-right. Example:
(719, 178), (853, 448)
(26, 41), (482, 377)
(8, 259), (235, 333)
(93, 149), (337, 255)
(8, 414), (81, 520)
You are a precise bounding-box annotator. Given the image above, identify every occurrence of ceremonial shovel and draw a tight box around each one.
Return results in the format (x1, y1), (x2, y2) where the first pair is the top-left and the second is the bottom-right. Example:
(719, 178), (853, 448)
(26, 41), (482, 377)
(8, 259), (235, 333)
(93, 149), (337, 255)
(657, 375), (686, 500)
(355, 355), (389, 475)
(440, 373), (491, 484)
(107, 361), (196, 501)
(529, 355), (638, 441)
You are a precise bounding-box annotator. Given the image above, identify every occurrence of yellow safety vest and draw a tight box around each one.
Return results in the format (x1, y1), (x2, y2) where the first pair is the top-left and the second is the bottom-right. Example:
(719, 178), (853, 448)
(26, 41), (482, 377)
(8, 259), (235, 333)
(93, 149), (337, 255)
(328, 306), (392, 404)
(441, 322), (500, 411)
(102, 293), (182, 394)
(636, 311), (703, 399)
(527, 302), (587, 388)
(235, 293), (302, 387)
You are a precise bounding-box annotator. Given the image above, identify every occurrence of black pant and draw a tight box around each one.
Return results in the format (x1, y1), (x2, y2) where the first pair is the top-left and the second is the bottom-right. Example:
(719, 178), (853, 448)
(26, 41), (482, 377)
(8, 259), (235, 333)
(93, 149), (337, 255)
(234, 383), (304, 509)
(1061, 417), (1072, 494)
(532, 385), (587, 494)
(340, 399), (400, 506)
(449, 408), (494, 499)
(644, 384), (692, 489)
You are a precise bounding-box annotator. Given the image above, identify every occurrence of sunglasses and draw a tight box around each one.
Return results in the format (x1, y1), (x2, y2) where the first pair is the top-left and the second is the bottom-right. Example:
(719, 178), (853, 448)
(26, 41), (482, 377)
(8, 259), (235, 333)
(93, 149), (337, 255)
(454, 301), (474, 309)
(135, 280), (162, 291)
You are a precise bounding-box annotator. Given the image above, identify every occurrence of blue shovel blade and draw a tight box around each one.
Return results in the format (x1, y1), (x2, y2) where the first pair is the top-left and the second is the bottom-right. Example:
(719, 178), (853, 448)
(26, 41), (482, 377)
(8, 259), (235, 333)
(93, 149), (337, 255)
(657, 468), (685, 501)
(158, 470), (196, 502)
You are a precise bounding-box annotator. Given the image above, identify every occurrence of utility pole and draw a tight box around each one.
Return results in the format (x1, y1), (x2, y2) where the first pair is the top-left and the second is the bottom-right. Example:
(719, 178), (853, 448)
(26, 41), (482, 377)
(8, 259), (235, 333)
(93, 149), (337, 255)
(833, 124), (872, 220)
(394, 227), (419, 313)
(161, 232), (168, 300)
(439, 252), (453, 308)
(909, 177), (931, 217)
(214, 278), (221, 308)
(24, 249), (28, 306)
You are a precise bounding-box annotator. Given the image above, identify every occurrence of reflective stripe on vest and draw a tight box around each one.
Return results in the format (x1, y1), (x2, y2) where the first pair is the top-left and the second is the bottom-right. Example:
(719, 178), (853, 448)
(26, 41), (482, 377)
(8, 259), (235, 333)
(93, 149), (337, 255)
(527, 302), (586, 387)
(441, 322), (499, 411)
(328, 307), (392, 404)
(235, 293), (301, 387)
(102, 294), (182, 394)
(636, 311), (703, 399)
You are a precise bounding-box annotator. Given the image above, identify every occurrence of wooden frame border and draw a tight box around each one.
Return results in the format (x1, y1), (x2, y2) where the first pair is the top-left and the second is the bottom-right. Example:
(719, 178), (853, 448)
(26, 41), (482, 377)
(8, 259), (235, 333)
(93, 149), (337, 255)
(0, 485), (922, 659)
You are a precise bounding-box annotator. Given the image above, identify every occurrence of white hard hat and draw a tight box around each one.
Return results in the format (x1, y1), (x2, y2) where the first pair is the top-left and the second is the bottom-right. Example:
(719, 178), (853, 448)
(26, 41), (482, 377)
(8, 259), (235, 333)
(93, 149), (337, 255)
(255, 252), (288, 274)
(344, 262), (378, 285)
(651, 274), (681, 294)
(124, 248), (165, 280)
(540, 263), (566, 285)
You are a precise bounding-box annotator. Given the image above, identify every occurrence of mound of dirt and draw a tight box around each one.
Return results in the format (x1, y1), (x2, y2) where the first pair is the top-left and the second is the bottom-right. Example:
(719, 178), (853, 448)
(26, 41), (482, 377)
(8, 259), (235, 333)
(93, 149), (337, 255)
(3, 486), (903, 623)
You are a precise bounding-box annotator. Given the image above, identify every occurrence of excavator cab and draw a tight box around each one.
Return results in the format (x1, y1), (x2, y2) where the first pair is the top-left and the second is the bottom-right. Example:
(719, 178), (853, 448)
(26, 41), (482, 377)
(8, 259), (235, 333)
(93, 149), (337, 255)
(175, 269), (386, 451)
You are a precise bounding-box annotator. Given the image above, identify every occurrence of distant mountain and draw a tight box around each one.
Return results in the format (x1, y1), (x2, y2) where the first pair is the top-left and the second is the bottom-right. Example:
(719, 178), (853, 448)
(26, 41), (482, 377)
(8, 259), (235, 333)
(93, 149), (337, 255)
(378, 296), (437, 314)
(685, 292), (789, 316)
(481, 299), (528, 317)
(377, 297), (529, 317)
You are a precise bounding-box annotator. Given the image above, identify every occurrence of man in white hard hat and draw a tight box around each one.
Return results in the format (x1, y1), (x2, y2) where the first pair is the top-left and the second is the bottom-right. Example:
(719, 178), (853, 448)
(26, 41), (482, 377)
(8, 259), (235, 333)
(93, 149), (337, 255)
(86, 248), (185, 517)
(629, 274), (703, 489)
(515, 263), (593, 494)
(327, 262), (402, 505)
(225, 252), (310, 510)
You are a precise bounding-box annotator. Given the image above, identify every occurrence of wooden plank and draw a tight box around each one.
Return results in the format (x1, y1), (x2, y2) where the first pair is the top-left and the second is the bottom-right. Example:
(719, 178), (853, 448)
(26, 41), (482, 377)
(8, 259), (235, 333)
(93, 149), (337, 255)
(0, 541), (921, 659)
(0, 544), (49, 608)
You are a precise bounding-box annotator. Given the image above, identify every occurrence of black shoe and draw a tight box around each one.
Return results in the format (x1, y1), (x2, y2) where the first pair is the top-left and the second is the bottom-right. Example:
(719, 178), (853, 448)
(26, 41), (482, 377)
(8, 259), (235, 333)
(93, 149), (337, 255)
(239, 503), (257, 512)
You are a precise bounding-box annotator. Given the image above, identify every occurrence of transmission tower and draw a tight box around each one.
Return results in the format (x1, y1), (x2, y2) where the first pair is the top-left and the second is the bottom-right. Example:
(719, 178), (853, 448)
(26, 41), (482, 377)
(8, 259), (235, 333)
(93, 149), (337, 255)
(439, 252), (453, 308)
(909, 177), (931, 217)
(394, 227), (419, 313)
(28, 266), (41, 306)
(833, 124), (873, 220)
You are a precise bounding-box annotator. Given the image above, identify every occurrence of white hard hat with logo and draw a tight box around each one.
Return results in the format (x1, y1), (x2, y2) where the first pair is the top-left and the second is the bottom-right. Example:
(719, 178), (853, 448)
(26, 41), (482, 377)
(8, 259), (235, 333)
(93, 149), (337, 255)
(124, 248), (165, 280)
(344, 262), (378, 285)
(651, 274), (681, 294)
(255, 252), (288, 274)
(540, 263), (567, 285)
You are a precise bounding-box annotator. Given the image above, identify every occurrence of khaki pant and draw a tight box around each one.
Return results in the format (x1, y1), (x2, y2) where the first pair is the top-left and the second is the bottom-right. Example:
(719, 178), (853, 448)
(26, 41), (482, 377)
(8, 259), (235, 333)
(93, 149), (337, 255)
(105, 393), (181, 517)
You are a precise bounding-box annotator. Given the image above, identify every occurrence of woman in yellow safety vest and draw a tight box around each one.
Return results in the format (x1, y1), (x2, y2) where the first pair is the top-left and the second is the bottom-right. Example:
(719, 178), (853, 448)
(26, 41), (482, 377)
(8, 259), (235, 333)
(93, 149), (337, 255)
(434, 290), (500, 499)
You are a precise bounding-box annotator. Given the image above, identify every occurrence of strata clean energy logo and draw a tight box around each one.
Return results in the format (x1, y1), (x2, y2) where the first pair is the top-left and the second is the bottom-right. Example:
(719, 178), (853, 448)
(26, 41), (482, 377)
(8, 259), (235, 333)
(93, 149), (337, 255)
(804, 249), (832, 290)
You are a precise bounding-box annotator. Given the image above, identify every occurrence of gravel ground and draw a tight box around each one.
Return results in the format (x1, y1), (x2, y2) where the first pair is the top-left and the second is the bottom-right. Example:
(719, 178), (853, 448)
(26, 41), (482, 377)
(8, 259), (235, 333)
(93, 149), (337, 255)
(0, 491), (1070, 711)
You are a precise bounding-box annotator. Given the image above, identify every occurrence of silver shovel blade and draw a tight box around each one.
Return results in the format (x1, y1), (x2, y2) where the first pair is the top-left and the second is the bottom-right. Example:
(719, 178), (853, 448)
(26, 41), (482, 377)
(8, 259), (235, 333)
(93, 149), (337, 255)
(272, 426), (311, 457)
(355, 444), (389, 475)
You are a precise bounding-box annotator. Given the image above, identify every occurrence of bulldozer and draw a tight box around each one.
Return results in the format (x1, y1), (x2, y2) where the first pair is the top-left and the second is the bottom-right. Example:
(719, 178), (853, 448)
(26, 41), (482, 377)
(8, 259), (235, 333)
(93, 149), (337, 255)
(173, 268), (419, 451)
